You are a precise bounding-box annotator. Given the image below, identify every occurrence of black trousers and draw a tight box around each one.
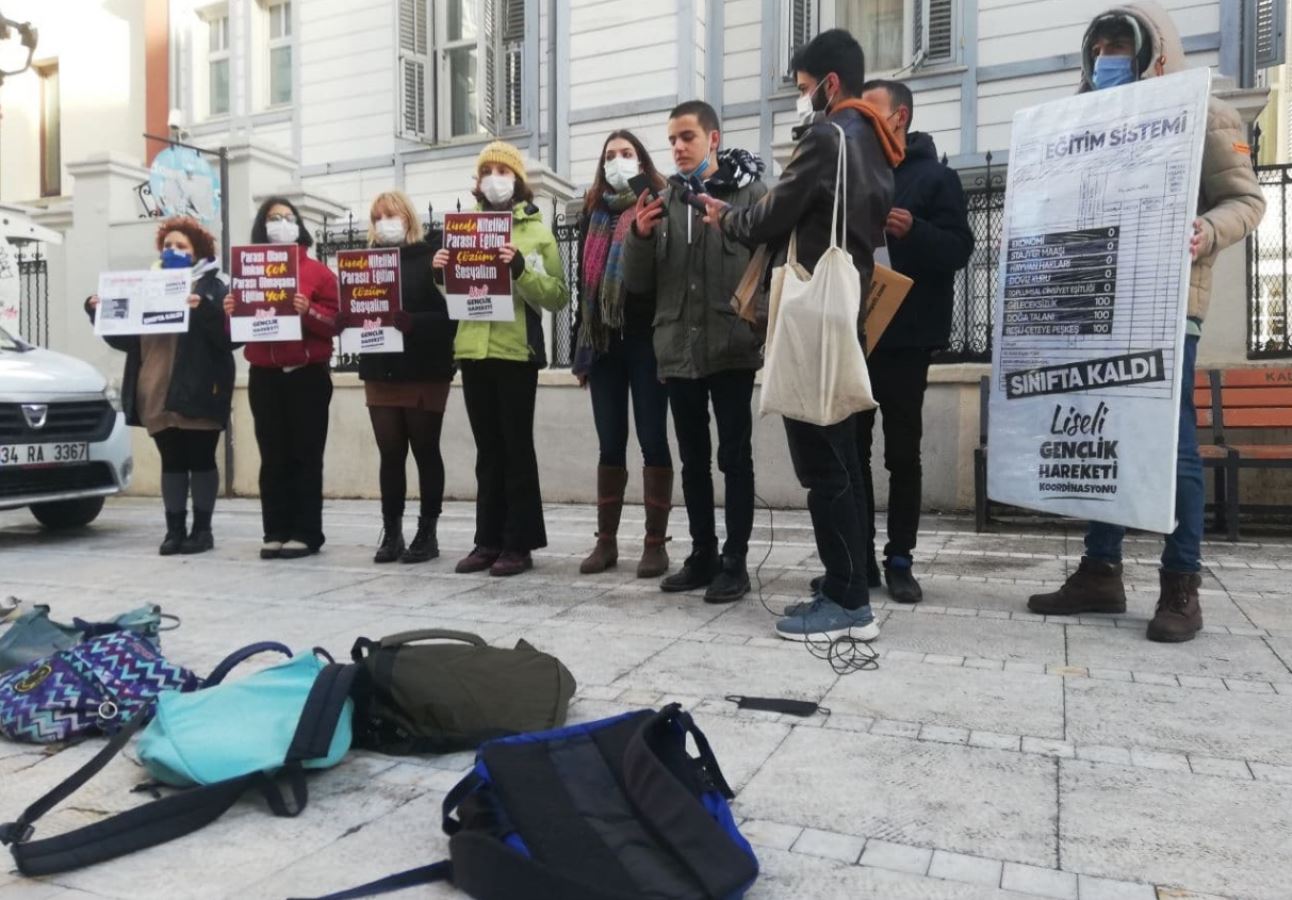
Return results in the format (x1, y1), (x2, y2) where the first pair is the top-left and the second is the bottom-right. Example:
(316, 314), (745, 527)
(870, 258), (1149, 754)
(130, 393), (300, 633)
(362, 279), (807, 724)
(368, 405), (446, 520)
(784, 415), (870, 610)
(249, 364), (332, 549)
(152, 428), (219, 473)
(588, 333), (672, 468)
(665, 369), (755, 560)
(460, 359), (546, 552)
(856, 349), (932, 564)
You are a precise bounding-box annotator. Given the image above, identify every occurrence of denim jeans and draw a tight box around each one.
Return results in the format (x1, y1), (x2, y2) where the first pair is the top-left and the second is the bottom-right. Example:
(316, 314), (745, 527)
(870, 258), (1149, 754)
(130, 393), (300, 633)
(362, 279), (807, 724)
(1085, 334), (1203, 573)
(588, 333), (672, 468)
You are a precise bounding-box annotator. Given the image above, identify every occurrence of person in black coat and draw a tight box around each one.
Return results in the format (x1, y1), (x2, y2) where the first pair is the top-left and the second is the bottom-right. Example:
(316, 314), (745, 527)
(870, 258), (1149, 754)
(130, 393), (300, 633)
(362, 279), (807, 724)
(86, 216), (235, 555)
(348, 190), (457, 564)
(859, 79), (975, 604)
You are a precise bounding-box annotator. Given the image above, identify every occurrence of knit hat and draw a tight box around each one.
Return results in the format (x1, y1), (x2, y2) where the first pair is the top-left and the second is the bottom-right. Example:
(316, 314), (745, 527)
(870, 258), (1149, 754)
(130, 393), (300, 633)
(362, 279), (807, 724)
(476, 140), (527, 182)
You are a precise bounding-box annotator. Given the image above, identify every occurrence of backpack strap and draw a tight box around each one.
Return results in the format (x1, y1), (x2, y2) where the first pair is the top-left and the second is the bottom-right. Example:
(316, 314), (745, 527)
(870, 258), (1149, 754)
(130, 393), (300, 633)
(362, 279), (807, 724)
(287, 861), (453, 900)
(0, 662), (361, 877)
(204, 642), (294, 686)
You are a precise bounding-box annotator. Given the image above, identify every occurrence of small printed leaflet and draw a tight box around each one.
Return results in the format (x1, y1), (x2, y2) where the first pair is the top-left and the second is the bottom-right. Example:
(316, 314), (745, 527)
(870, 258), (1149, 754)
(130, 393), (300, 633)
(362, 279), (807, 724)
(443, 212), (514, 321)
(987, 68), (1211, 532)
(229, 244), (301, 342)
(94, 268), (193, 336)
(338, 249), (403, 354)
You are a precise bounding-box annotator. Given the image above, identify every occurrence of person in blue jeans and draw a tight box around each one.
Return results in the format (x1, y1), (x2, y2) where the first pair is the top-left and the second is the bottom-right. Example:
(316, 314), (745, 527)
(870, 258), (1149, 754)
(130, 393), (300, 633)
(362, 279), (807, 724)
(1027, 3), (1265, 643)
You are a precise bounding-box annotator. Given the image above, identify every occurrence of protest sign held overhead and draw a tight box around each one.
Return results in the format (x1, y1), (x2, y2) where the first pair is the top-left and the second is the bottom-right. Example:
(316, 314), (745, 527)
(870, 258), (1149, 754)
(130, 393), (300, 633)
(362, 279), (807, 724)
(338, 249), (403, 355)
(229, 244), (301, 342)
(94, 269), (193, 337)
(443, 212), (514, 321)
(987, 68), (1211, 533)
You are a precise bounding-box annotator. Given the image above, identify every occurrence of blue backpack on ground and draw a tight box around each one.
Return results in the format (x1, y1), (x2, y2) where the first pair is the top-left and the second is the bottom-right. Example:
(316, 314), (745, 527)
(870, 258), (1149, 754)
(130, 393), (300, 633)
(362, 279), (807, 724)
(306, 704), (759, 900)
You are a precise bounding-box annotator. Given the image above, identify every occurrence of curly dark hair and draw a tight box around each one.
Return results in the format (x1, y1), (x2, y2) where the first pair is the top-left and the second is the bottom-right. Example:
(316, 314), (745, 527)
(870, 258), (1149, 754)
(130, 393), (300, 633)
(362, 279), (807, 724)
(155, 216), (217, 262)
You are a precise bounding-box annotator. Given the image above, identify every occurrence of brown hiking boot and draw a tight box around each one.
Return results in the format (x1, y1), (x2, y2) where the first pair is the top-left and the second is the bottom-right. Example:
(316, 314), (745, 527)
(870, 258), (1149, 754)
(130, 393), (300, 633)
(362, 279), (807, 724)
(1027, 557), (1127, 615)
(580, 465), (628, 574)
(456, 546), (501, 574)
(1147, 570), (1203, 643)
(637, 466), (673, 578)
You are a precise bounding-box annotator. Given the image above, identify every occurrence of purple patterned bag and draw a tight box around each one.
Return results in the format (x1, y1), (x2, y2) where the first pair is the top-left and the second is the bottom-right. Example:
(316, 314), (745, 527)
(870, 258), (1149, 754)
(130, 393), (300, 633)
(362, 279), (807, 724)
(0, 631), (199, 744)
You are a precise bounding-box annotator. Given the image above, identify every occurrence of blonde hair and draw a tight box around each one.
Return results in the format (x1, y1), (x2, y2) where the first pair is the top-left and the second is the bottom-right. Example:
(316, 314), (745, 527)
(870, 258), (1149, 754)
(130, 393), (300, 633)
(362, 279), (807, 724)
(367, 190), (425, 246)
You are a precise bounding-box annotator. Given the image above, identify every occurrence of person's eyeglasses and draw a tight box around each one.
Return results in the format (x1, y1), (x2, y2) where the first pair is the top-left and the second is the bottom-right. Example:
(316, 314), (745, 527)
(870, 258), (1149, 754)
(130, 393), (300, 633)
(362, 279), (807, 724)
(267, 213), (297, 223)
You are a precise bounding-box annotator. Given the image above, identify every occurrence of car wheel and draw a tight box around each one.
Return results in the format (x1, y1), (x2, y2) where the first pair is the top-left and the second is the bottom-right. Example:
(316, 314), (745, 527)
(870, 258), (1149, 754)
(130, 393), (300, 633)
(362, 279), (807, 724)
(30, 496), (107, 530)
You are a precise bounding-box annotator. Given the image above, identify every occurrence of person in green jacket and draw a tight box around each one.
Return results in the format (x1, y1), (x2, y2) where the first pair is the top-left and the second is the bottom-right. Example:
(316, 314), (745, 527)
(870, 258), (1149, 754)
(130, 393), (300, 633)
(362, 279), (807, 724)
(434, 141), (570, 577)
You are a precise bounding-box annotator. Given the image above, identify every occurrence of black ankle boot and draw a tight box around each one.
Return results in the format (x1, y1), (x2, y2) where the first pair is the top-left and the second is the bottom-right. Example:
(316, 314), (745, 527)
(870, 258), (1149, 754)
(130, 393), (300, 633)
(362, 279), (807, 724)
(181, 509), (215, 555)
(160, 512), (186, 556)
(374, 517), (405, 564)
(401, 517), (438, 564)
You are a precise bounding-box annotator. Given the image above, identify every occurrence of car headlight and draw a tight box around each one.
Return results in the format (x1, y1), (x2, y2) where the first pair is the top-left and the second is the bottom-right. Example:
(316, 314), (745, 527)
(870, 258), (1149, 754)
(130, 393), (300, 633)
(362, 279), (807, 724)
(103, 384), (123, 412)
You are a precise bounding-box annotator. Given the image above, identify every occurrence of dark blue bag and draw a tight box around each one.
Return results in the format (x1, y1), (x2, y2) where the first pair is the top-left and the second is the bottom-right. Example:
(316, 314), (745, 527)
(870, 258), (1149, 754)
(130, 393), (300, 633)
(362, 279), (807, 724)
(303, 704), (759, 900)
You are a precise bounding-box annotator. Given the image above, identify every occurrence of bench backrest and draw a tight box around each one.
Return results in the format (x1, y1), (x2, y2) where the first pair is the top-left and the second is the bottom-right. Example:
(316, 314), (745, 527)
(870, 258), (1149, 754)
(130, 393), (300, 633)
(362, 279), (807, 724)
(1195, 369), (1292, 442)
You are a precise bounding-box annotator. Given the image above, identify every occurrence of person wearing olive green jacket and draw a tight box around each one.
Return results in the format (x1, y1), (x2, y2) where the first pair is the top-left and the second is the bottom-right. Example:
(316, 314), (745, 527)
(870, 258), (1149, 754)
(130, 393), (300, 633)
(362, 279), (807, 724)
(434, 141), (570, 578)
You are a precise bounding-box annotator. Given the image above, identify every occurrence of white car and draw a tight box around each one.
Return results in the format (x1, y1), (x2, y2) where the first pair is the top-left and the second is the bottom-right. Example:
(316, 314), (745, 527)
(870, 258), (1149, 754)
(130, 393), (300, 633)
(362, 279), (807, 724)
(0, 325), (132, 528)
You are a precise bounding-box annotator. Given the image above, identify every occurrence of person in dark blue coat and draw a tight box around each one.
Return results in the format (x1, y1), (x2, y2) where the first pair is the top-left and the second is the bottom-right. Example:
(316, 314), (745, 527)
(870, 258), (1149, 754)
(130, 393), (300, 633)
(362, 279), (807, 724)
(859, 79), (975, 605)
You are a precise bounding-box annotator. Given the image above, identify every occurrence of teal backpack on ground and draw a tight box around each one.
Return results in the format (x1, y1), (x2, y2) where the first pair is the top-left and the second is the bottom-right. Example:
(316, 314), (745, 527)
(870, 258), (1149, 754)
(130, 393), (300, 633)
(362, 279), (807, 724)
(0, 603), (178, 674)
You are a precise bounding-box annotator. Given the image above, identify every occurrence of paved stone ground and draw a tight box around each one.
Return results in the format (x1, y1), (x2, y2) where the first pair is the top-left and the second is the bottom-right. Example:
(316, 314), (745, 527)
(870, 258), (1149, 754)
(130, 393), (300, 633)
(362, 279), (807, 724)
(1, 497), (1290, 900)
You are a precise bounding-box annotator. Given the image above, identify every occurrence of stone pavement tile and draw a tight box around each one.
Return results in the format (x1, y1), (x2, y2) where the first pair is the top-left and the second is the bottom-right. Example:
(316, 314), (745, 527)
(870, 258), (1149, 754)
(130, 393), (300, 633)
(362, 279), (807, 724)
(1075, 874), (1157, 900)
(735, 728), (1057, 866)
(625, 639), (840, 703)
(928, 849), (1004, 886)
(1074, 745), (1132, 766)
(487, 621), (675, 686)
(1208, 567), (1292, 596)
(1065, 625), (1290, 682)
(792, 827), (865, 862)
(698, 591), (811, 639)
(1187, 755), (1253, 779)
(1229, 593), (1292, 634)
(875, 614), (1066, 665)
(1001, 863), (1077, 899)
(860, 839), (933, 875)
(1127, 749), (1190, 773)
(741, 819), (803, 851)
(970, 731), (1022, 752)
(1249, 762), (1292, 784)
(1021, 737), (1074, 759)
(1060, 758), (1292, 900)
(547, 589), (731, 638)
(1064, 674), (1292, 766)
(821, 658), (1064, 739)
(751, 847), (1050, 900)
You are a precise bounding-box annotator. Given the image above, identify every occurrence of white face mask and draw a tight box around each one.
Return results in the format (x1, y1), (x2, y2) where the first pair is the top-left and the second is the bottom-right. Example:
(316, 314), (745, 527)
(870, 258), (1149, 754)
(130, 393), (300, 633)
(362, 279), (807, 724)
(604, 156), (641, 193)
(265, 218), (300, 244)
(480, 174), (516, 207)
(374, 216), (407, 245)
(796, 80), (828, 125)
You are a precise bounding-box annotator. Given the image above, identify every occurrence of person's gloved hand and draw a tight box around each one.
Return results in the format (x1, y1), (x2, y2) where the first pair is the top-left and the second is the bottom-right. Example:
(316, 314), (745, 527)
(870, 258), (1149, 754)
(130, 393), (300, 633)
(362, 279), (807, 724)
(392, 310), (413, 333)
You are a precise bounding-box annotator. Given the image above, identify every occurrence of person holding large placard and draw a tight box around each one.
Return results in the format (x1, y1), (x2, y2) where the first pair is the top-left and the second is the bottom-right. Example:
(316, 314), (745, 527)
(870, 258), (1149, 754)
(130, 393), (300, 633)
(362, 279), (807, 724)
(352, 190), (457, 565)
(223, 197), (340, 560)
(1025, 3), (1264, 643)
(434, 141), (569, 577)
(85, 216), (234, 555)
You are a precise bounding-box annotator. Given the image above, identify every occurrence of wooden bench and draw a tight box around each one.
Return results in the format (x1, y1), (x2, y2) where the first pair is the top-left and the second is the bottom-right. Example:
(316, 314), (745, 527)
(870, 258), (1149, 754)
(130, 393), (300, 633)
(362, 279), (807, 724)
(1196, 367), (1292, 541)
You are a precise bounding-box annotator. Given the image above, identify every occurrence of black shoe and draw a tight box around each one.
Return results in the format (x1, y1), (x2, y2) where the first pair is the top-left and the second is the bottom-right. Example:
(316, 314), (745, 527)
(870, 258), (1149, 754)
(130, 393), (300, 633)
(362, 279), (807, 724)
(401, 517), (438, 564)
(374, 518), (405, 564)
(660, 549), (720, 593)
(705, 556), (750, 604)
(159, 512), (186, 556)
(884, 564), (923, 604)
(810, 563), (882, 595)
(180, 529), (214, 555)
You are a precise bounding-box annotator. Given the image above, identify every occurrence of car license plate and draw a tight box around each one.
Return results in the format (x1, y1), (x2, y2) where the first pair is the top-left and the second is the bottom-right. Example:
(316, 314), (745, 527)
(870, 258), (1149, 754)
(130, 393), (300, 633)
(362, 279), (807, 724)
(0, 442), (90, 467)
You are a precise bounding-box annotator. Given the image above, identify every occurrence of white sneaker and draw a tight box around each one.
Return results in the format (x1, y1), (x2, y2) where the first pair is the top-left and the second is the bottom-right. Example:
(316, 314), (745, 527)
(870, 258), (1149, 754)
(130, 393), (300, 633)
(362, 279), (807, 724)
(260, 540), (283, 559)
(278, 540), (314, 559)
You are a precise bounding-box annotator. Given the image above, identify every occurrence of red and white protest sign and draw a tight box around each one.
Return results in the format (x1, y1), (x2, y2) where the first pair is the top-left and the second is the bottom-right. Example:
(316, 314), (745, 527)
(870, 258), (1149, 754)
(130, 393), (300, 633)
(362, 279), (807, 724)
(338, 249), (403, 354)
(442, 212), (514, 321)
(229, 244), (301, 342)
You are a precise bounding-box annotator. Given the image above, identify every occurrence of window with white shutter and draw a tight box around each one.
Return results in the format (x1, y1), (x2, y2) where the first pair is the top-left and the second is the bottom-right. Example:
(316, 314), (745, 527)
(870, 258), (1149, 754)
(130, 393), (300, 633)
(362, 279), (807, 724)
(836, 0), (957, 73)
(1255, 0), (1287, 69)
(785, 0), (818, 77)
(398, 0), (429, 138)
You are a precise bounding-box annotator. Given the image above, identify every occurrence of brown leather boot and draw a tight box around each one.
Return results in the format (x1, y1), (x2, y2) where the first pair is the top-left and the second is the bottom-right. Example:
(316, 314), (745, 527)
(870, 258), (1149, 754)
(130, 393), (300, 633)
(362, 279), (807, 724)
(1027, 557), (1127, 615)
(637, 466), (673, 578)
(580, 465), (628, 574)
(1147, 570), (1203, 643)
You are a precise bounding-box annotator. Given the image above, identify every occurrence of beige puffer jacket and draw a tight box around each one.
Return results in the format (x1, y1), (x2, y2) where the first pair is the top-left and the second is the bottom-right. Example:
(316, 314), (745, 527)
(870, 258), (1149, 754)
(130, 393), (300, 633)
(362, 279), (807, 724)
(1080, 1), (1266, 322)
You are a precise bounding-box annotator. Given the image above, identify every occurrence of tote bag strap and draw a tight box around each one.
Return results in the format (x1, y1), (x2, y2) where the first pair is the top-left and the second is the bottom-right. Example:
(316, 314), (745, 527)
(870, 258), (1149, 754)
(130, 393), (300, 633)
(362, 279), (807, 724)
(828, 122), (848, 251)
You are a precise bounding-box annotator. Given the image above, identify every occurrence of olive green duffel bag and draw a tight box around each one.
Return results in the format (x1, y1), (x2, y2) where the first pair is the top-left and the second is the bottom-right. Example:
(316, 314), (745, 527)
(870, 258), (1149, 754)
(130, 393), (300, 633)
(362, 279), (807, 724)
(350, 629), (576, 754)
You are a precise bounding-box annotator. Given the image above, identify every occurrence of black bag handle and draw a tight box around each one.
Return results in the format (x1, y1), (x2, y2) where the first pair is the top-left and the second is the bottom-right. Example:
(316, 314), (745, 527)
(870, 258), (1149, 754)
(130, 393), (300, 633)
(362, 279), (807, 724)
(204, 642), (294, 686)
(377, 629), (486, 649)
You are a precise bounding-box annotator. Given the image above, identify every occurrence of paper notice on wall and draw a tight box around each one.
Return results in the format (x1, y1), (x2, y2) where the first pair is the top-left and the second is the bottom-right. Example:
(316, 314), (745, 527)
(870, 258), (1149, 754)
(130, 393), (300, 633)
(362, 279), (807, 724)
(987, 68), (1210, 533)
(0, 239), (21, 336)
(94, 268), (193, 336)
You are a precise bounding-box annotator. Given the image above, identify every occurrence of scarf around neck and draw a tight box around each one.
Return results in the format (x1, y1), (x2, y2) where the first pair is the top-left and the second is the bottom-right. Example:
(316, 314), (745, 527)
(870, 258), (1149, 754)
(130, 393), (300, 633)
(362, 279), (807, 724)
(578, 189), (636, 355)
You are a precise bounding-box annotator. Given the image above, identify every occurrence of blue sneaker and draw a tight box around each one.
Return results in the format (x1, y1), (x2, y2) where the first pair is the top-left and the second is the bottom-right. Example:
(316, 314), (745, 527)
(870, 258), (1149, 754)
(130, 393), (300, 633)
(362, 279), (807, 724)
(775, 596), (879, 643)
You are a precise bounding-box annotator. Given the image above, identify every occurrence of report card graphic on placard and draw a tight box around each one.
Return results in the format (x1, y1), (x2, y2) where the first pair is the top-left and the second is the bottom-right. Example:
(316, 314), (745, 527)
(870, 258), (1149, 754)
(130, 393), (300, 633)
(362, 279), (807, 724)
(443, 212), (514, 321)
(229, 244), (301, 342)
(987, 68), (1210, 533)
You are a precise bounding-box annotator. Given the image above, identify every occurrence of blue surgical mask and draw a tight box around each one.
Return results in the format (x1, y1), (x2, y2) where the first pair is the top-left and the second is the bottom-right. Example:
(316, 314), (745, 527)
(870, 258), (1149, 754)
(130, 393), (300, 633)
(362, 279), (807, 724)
(680, 156), (710, 180)
(160, 248), (194, 269)
(1092, 55), (1136, 90)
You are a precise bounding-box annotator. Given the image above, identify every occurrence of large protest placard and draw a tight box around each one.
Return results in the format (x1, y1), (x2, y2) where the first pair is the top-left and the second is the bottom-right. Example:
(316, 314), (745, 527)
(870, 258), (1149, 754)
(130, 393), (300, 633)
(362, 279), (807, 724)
(443, 212), (514, 321)
(337, 249), (403, 354)
(94, 269), (193, 336)
(229, 244), (301, 342)
(987, 68), (1211, 533)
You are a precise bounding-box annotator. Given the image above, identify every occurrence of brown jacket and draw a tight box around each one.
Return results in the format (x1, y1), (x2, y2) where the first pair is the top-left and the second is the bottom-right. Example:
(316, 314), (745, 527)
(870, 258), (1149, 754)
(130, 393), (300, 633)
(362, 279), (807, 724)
(1080, 1), (1265, 322)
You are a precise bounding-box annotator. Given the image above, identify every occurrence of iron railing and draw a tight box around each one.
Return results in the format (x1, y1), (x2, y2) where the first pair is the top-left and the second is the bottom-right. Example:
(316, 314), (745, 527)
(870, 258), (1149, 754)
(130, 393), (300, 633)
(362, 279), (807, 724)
(938, 152), (1004, 364)
(1249, 163), (1292, 358)
(15, 244), (48, 347)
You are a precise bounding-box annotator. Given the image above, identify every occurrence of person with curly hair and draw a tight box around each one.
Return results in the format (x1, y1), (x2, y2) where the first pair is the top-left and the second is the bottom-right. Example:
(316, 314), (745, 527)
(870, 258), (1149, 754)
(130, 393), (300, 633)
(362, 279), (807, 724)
(86, 216), (235, 555)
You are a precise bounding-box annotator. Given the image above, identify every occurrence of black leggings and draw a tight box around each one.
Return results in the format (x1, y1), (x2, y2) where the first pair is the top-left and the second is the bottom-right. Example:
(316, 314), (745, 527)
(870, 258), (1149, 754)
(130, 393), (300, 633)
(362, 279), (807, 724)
(152, 428), (219, 473)
(369, 406), (446, 520)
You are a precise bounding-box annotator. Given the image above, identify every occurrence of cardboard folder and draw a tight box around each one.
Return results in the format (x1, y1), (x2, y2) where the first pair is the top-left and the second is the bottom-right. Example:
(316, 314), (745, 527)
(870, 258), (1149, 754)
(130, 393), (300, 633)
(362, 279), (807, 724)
(864, 264), (913, 354)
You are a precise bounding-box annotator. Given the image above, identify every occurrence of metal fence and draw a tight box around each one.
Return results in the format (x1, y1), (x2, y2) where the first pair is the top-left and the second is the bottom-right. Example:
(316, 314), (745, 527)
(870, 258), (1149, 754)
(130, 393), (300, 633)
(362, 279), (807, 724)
(13, 244), (49, 347)
(1250, 163), (1292, 358)
(939, 153), (1005, 364)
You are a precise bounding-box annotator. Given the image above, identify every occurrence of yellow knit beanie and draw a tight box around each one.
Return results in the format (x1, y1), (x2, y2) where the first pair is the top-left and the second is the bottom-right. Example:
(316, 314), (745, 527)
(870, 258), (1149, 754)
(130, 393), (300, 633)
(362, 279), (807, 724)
(476, 140), (527, 183)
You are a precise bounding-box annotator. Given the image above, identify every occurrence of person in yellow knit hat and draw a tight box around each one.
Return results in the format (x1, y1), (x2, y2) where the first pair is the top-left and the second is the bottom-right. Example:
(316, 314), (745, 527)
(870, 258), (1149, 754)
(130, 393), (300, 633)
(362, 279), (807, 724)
(434, 140), (570, 577)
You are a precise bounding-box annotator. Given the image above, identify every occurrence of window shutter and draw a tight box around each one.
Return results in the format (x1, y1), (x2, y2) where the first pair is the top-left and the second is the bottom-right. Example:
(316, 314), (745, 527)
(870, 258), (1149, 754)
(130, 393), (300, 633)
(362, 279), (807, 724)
(397, 0), (428, 138)
(787, 0), (813, 73)
(502, 0), (524, 129)
(915, 0), (955, 65)
(481, 0), (498, 133)
(913, 0), (925, 60)
(1255, 0), (1287, 69)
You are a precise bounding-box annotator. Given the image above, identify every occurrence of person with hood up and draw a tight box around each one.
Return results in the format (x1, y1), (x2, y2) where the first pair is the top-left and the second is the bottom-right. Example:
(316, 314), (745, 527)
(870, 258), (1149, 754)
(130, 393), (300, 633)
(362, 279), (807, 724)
(1027, 2), (1265, 643)
(622, 101), (767, 605)
(86, 216), (235, 555)
(856, 78), (975, 605)
(701, 28), (903, 642)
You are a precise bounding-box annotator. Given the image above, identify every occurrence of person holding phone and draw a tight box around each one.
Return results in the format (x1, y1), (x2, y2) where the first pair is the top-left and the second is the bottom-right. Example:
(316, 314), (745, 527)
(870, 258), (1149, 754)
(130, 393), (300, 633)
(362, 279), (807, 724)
(571, 130), (674, 578)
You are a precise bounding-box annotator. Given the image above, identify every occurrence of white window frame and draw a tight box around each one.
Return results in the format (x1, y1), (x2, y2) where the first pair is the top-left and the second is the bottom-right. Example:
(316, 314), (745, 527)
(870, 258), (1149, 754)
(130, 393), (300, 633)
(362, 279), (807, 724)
(266, 0), (293, 107)
(205, 10), (231, 118)
(784, 0), (957, 83)
(433, 0), (482, 139)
